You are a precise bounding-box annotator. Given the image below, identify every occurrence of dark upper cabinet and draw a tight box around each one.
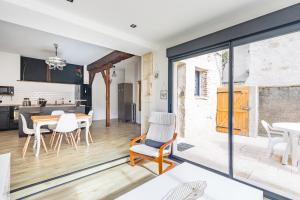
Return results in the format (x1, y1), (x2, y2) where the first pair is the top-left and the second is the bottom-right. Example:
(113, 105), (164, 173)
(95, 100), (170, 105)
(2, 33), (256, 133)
(21, 57), (48, 82)
(50, 64), (83, 84)
(20, 56), (83, 84)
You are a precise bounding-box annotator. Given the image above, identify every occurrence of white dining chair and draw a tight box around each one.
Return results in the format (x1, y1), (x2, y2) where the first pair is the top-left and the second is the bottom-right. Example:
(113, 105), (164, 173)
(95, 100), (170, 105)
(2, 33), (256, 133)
(53, 113), (79, 156)
(49, 110), (65, 148)
(75, 110), (94, 144)
(261, 120), (290, 164)
(20, 114), (50, 158)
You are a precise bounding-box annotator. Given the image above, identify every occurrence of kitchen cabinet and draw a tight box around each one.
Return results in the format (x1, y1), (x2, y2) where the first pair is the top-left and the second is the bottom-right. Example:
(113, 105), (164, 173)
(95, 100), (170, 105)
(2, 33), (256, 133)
(0, 107), (10, 130)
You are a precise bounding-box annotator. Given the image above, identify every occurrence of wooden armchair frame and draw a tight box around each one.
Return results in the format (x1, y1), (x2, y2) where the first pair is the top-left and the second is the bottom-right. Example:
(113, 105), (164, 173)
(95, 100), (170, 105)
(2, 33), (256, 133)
(129, 132), (177, 174)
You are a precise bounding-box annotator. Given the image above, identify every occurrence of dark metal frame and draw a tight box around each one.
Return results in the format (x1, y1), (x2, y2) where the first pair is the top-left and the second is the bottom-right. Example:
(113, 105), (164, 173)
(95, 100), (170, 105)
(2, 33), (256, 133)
(167, 4), (300, 200)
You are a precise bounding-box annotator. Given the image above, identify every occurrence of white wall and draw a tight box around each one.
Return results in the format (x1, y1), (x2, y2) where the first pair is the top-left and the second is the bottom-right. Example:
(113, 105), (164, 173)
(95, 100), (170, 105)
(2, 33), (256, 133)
(117, 56), (142, 124)
(92, 68), (125, 120)
(0, 51), (75, 105)
(233, 31), (300, 86)
(178, 52), (222, 138)
(152, 49), (169, 112)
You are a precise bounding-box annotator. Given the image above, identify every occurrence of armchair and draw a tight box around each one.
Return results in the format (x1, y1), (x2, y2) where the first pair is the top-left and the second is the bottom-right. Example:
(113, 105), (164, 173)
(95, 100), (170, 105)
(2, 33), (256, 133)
(130, 112), (177, 174)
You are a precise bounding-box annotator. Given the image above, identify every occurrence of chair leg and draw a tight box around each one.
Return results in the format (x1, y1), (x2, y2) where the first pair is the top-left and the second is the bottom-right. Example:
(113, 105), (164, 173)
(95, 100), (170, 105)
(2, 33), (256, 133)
(88, 130), (94, 143)
(129, 151), (135, 166)
(57, 134), (64, 156)
(50, 132), (56, 148)
(54, 134), (61, 151)
(70, 132), (77, 150)
(74, 129), (78, 142)
(64, 133), (70, 144)
(158, 156), (163, 175)
(76, 129), (81, 144)
(22, 135), (31, 158)
(41, 134), (48, 153)
(282, 142), (291, 165)
(267, 141), (274, 157)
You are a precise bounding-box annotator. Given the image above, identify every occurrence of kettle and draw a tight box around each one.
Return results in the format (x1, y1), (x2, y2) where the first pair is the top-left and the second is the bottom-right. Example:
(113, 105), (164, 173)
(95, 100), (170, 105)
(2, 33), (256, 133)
(38, 98), (47, 107)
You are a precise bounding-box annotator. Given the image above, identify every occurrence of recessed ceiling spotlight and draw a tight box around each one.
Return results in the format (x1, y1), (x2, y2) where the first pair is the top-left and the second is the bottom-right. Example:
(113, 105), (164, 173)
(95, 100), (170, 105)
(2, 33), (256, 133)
(66, 0), (73, 2)
(130, 24), (137, 28)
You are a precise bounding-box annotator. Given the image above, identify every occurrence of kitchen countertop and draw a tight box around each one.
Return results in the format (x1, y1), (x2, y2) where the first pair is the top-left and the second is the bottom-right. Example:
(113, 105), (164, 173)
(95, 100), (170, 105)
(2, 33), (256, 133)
(19, 104), (85, 108)
(0, 104), (85, 107)
(0, 104), (22, 107)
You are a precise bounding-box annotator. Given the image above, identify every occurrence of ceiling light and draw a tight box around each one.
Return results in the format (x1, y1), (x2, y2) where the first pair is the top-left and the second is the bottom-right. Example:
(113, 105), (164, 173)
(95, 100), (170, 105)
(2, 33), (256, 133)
(45, 43), (67, 71)
(130, 24), (137, 28)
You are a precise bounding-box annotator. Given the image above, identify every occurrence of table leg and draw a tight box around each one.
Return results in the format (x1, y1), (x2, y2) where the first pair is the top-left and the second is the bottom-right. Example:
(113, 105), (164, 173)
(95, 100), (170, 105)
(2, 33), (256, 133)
(291, 134), (298, 167)
(35, 123), (41, 157)
(85, 120), (90, 146)
(33, 122), (37, 150)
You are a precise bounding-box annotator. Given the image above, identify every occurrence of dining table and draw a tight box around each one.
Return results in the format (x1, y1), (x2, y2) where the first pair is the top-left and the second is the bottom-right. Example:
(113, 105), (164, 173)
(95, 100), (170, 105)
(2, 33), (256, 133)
(31, 113), (91, 157)
(273, 122), (300, 167)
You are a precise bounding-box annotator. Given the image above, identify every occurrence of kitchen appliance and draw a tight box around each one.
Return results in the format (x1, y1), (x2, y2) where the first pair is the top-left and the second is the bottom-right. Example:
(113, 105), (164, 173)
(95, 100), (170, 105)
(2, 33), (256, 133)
(0, 86), (14, 96)
(118, 83), (133, 122)
(38, 98), (47, 107)
(9, 106), (19, 129)
(75, 84), (92, 114)
(22, 98), (31, 106)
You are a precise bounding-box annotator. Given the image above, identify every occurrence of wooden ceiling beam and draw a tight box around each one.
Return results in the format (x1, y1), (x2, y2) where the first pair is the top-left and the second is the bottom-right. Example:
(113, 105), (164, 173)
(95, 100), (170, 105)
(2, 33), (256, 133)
(87, 50), (134, 72)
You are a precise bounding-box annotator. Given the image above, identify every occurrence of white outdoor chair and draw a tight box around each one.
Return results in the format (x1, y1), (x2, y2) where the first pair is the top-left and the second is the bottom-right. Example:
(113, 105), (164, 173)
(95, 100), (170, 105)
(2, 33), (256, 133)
(49, 110), (65, 148)
(261, 120), (290, 164)
(20, 114), (50, 158)
(75, 110), (94, 144)
(53, 113), (79, 156)
(130, 112), (177, 174)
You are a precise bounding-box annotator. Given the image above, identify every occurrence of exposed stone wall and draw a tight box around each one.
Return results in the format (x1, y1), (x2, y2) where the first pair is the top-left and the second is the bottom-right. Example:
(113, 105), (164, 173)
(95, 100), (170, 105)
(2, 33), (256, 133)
(258, 86), (300, 136)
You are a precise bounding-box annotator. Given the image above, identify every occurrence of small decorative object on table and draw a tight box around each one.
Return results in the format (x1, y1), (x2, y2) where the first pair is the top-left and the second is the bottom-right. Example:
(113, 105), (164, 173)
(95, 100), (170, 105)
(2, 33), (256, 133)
(162, 180), (207, 200)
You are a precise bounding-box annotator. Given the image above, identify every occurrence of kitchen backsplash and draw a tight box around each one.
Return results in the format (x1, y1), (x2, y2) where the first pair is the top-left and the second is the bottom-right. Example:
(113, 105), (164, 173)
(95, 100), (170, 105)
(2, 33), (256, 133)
(0, 86), (75, 105)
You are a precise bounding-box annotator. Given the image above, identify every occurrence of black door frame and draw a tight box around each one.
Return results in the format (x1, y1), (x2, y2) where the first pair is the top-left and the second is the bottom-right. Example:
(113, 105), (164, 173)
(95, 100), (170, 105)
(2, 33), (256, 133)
(167, 4), (300, 200)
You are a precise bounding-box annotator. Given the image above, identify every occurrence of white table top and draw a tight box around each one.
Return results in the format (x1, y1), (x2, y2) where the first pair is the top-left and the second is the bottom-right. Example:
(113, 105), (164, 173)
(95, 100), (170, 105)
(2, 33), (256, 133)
(117, 162), (263, 200)
(273, 122), (300, 134)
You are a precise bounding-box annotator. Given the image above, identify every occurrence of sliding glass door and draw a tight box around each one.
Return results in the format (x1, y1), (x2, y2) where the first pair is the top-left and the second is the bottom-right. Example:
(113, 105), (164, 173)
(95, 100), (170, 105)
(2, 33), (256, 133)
(170, 26), (300, 199)
(233, 30), (300, 199)
(172, 47), (230, 174)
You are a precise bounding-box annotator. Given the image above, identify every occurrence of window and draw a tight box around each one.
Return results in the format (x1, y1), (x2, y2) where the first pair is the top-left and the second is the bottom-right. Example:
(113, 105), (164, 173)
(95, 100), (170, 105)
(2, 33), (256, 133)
(195, 69), (208, 97)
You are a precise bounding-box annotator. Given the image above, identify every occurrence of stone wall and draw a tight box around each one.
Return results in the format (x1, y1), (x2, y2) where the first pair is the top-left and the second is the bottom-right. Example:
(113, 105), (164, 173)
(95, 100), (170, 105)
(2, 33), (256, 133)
(258, 86), (300, 136)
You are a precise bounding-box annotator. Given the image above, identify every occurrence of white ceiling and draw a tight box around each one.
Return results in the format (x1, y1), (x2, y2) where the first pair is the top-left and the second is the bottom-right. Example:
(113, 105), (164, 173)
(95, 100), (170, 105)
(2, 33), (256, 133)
(0, 20), (112, 65)
(16, 0), (300, 45)
(0, 0), (299, 54)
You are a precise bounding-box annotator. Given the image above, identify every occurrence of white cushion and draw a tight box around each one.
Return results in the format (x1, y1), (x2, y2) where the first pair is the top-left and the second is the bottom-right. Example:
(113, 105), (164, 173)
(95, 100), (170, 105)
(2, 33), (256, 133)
(146, 124), (175, 143)
(130, 144), (171, 157)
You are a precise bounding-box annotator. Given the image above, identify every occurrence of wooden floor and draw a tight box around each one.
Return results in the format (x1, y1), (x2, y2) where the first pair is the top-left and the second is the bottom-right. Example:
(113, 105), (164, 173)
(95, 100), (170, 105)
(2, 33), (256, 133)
(26, 163), (157, 200)
(0, 120), (140, 190)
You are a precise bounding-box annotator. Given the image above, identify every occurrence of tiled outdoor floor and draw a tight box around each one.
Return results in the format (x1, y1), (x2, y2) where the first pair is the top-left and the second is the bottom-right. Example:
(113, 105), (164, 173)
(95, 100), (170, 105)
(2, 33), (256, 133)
(174, 132), (300, 199)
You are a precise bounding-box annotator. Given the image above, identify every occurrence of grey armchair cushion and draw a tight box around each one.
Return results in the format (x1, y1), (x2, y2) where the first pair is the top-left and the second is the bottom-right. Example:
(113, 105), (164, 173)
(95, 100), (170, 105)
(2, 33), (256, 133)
(145, 139), (170, 150)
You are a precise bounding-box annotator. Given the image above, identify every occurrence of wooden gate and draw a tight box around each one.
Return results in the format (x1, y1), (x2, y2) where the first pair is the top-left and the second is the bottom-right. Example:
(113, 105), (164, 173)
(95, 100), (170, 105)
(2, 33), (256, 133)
(216, 86), (249, 136)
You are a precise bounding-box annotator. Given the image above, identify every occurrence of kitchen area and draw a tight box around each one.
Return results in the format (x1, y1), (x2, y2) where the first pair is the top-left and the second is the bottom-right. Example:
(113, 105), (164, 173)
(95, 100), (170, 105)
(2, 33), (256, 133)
(0, 19), (143, 199)
(0, 83), (92, 137)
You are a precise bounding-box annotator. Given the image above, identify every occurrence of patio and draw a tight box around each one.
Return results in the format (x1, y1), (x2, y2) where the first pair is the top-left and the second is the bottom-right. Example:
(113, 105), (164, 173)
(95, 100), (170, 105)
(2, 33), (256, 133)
(174, 133), (300, 199)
